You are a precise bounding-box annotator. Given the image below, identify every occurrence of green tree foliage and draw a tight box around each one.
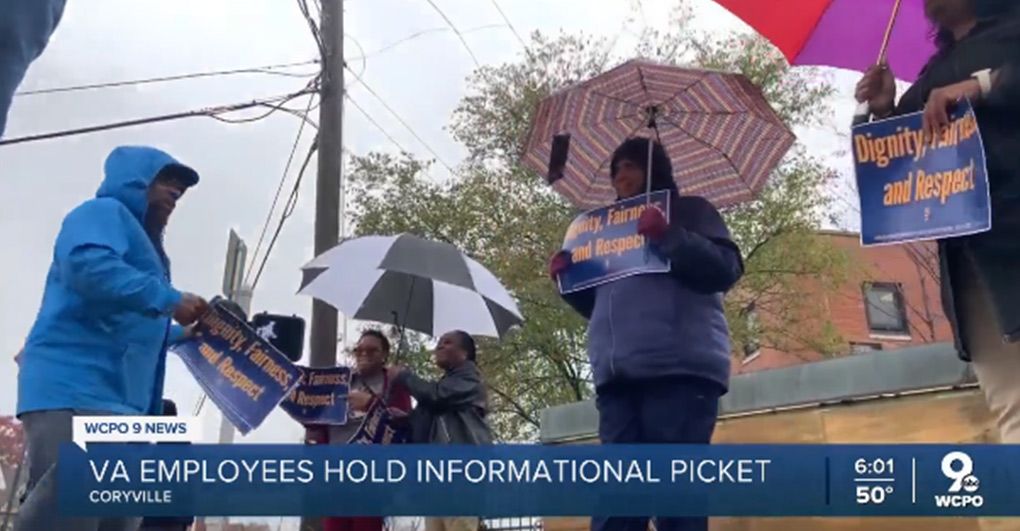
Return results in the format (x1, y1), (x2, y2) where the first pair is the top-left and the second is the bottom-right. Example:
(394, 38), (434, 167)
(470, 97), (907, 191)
(346, 1), (851, 440)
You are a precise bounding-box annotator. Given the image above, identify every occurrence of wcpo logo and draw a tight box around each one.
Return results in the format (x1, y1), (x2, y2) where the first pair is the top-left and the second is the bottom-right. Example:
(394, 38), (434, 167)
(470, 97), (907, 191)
(934, 451), (983, 508)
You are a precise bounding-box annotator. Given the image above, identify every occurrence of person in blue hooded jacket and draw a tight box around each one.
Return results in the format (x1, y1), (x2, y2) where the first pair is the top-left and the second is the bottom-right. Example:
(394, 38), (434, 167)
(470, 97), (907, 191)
(14, 146), (207, 531)
(549, 137), (743, 531)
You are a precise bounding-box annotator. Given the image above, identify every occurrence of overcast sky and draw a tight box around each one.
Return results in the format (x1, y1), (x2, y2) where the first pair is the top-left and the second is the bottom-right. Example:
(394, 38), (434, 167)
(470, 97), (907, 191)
(0, 0), (863, 448)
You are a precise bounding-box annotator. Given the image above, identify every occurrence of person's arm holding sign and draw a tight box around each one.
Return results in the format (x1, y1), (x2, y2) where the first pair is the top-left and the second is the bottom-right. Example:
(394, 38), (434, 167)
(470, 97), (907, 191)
(856, 27), (1020, 141)
(921, 65), (1018, 141)
(548, 251), (595, 318)
(637, 198), (744, 294)
(348, 390), (374, 412)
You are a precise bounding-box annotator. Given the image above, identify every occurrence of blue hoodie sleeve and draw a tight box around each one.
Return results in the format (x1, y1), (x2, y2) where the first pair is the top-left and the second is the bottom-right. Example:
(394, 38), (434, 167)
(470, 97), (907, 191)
(54, 199), (182, 316)
(655, 195), (744, 294)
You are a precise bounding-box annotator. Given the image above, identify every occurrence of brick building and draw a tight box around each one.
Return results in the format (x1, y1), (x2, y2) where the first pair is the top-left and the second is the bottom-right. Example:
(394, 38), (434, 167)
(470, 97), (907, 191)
(734, 231), (954, 374)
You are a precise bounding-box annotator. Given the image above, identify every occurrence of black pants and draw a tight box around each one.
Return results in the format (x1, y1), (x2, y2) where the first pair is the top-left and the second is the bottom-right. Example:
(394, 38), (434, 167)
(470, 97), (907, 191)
(592, 377), (721, 531)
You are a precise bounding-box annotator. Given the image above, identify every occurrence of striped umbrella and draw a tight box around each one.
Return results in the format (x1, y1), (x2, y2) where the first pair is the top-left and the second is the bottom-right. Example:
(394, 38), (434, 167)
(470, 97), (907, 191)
(522, 59), (795, 210)
(298, 234), (523, 339)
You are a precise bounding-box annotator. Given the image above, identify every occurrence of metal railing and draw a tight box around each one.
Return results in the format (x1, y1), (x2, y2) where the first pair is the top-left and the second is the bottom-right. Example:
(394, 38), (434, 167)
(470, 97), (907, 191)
(481, 517), (541, 531)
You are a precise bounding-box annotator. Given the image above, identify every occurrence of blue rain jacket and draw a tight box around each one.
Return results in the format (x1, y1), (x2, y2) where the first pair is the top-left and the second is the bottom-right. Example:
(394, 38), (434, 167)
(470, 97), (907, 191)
(17, 146), (198, 416)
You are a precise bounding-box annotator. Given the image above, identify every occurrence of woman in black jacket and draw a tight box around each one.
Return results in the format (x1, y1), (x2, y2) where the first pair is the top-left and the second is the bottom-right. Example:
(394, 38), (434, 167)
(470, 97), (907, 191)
(856, 0), (1020, 441)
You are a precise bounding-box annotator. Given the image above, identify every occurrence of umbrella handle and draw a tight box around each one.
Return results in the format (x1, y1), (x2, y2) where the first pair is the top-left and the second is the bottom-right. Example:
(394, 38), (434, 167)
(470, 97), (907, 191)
(876, 0), (902, 66)
(644, 136), (653, 263)
(856, 0), (901, 125)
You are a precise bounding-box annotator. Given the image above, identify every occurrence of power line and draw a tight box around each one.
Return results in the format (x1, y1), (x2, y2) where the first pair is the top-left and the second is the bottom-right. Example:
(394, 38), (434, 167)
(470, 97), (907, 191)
(250, 138), (319, 291)
(14, 60), (319, 97)
(209, 77), (321, 129)
(246, 91), (319, 285)
(423, 0), (481, 67)
(489, 0), (531, 56)
(346, 24), (505, 61)
(297, 0), (327, 65)
(344, 67), (456, 173)
(0, 88), (316, 147)
(346, 94), (413, 155)
(345, 34), (368, 83)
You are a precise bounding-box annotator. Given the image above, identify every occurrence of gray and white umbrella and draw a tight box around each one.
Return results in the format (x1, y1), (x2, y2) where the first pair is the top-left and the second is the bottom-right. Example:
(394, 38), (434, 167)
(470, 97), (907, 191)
(298, 234), (523, 339)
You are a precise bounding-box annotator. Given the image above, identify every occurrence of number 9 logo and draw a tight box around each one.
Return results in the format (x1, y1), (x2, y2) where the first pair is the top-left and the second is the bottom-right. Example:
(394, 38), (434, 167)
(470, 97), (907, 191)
(941, 451), (973, 493)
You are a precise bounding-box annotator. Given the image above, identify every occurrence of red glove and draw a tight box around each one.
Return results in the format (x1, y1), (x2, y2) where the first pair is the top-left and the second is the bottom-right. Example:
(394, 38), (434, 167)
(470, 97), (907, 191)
(637, 207), (668, 242)
(548, 250), (572, 280)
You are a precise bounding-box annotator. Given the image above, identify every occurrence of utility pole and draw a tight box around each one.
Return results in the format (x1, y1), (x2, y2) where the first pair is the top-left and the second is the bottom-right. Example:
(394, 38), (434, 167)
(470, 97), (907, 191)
(303, 1), (343, 530)
(310, 0), (342, 371)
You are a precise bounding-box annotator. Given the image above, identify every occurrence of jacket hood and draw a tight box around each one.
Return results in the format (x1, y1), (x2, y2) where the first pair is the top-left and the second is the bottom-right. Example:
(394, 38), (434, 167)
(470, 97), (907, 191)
(96, 146), (200, 221)
(610, 137), (677, 199)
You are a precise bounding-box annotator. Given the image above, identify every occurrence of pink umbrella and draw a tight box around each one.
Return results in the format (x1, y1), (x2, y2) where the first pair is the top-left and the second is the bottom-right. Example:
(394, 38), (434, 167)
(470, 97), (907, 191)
(715, 0), (935, 81)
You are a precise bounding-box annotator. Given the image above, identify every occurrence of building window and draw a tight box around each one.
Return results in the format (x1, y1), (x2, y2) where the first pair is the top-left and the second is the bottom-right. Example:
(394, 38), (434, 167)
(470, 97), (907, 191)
(850, 342), (883, 354)
(863, 282), (909, 335)
(741, 303), (761, 362)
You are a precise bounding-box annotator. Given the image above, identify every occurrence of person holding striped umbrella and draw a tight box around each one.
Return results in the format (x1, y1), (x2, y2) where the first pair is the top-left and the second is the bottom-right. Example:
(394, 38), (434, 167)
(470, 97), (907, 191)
(549, 137), (744, 531)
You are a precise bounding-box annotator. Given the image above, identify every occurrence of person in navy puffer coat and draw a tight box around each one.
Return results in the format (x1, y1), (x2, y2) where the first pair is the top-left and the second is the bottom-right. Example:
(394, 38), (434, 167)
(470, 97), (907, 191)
(549, 137), (743, 531)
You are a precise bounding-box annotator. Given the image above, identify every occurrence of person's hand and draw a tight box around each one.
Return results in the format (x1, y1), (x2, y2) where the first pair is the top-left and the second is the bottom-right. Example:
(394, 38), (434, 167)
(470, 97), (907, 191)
(172, 293), (208, 326)
(922, 79), (982, 143)
(348, 390), (374, 412)
(304, 425), (328, 445)
(387, 407), (410, 426)
(855, 64), (896, 118)
(637, 207), (668, 242)
(548, 250), (571, 281)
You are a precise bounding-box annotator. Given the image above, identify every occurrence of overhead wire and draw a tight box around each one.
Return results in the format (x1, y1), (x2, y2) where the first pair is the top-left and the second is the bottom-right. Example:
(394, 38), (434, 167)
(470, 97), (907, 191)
(246, 90), (320, 286)
(344, 66), (456, 173)
(423, 0), (481, 67)
(488, 0), (532, 59)
(14, 60), (320, 97)
(344, 33), (369, 86)
(209, 76), (321, 128)
(345, 24), (505, 61)
(249, 139), (319, 291)
(243, 0), (328, 293)
(297, 0), (327, 65)
(195, 0), (324, 420)
(0, 88), (317, 147)
(346, 94), (413, 155)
